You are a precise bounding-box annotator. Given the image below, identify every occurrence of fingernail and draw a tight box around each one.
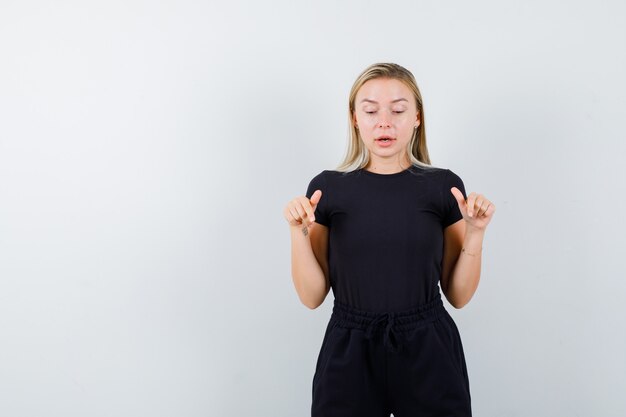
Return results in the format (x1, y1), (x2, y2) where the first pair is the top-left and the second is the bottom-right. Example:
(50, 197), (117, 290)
(312, 217), (315, 222)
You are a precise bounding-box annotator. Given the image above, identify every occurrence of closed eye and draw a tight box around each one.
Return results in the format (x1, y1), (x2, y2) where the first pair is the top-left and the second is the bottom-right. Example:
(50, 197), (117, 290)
(365, 111), (405, 114)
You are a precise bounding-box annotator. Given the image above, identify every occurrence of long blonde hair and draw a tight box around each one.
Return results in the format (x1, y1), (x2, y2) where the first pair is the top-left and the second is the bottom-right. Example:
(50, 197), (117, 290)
(336, 63), (438, 172)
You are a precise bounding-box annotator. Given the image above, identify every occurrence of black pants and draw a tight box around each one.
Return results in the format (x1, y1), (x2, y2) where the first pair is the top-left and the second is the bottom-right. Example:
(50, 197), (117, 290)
(311, 292), (472, 416)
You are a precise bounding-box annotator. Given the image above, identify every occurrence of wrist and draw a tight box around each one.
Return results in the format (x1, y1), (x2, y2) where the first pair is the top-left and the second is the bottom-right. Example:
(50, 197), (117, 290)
(465, 224), (485, 239)
(290, 223), (311, 238)
(461, 246), (482, 257)
(462, 227), (484, 256)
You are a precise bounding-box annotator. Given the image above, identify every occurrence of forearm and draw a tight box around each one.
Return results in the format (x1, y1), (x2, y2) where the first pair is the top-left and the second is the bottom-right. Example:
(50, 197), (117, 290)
(290, 226), (327, 309)
(447, 227), (485, 308)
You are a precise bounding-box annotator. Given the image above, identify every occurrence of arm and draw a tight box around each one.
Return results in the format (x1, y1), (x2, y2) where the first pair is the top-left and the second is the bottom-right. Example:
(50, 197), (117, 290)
(441, 177), (495, 308)
(289, 172), (332, 309)
(290, 222), (331, 310)
(441, 219), (483, 309)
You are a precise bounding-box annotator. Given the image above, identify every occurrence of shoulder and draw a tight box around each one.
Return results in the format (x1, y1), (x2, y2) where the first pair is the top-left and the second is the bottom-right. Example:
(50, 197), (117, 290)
(316, 168), (359, 182)
(405, 164), (448, 182)
(420, 165), (463, 183)
(408, 165), (465, 196)
(443, 167), (465, 187)
(440, 167), (466, 198)
(307, 169), (335, 184)
(445, 167), (463, 180)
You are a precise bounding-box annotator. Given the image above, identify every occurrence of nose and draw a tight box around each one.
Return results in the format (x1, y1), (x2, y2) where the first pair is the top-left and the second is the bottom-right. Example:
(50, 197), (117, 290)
(377, 117), (391, 128)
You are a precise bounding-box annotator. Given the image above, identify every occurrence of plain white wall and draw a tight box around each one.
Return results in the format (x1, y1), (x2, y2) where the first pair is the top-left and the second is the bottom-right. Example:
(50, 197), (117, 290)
(1, 0), (625, 416)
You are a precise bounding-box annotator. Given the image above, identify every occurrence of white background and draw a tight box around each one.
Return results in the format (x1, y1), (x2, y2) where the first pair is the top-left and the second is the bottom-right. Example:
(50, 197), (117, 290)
(1, 1), (625, 416)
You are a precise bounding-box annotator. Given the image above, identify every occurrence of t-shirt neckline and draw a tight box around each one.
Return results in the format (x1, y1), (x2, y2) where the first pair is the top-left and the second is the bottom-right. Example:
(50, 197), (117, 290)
(359, 165), (414, 178)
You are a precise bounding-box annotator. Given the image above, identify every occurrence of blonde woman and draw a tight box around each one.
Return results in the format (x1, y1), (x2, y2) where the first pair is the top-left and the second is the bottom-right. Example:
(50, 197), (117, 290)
(284, 63), (495, 416)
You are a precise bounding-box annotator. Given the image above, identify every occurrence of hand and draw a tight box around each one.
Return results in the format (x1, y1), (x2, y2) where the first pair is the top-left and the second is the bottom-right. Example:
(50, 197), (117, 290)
(284, 190), (323, 232)
(450, 187), (495, 231)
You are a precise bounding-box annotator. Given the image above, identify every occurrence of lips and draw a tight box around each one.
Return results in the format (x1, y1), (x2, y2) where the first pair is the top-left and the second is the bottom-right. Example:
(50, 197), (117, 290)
(376, 136), (395, 141)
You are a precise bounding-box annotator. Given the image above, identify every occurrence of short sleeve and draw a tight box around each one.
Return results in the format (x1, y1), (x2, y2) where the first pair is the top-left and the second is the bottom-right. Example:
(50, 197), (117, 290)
(305, 171), (330, 227)
(442, 169), (467, 228)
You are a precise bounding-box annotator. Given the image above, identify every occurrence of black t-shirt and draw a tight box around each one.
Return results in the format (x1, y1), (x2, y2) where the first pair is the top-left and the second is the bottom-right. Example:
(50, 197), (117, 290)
(305, 164), (467, 313)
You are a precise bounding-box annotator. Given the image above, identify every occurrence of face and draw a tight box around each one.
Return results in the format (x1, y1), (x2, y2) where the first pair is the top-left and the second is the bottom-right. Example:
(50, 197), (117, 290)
(353, 77), (420, 166)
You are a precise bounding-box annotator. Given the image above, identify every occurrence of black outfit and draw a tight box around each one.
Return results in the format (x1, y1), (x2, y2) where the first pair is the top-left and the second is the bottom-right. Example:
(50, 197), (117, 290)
(305, 164), (472, 417)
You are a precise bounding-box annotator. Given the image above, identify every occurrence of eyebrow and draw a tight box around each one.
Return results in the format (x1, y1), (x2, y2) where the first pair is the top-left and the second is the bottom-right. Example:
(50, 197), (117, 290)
(360, 98), (409, 104)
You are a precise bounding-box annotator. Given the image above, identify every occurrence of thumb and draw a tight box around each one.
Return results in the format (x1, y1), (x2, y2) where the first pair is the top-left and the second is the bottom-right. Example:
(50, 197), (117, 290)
(450, 187), (466, 209)
(309, 189), (322, 206)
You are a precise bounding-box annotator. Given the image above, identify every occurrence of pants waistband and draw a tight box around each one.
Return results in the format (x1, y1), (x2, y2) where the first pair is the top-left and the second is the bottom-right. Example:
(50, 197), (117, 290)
(330, 292), (446, 353)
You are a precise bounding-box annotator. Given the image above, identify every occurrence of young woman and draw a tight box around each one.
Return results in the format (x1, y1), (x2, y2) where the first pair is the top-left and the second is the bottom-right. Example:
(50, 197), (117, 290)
(284, 62), (495, 417)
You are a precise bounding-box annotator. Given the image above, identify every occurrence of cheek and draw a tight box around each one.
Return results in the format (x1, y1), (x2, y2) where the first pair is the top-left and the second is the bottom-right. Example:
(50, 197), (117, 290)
(397, 116), (413, 126)
(359, 117), (376, 127)
(402, 118), (418, 132)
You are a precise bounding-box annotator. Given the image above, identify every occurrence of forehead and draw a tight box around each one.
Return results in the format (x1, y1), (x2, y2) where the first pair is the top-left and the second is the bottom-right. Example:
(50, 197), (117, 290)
(356, 78), (412, 104)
